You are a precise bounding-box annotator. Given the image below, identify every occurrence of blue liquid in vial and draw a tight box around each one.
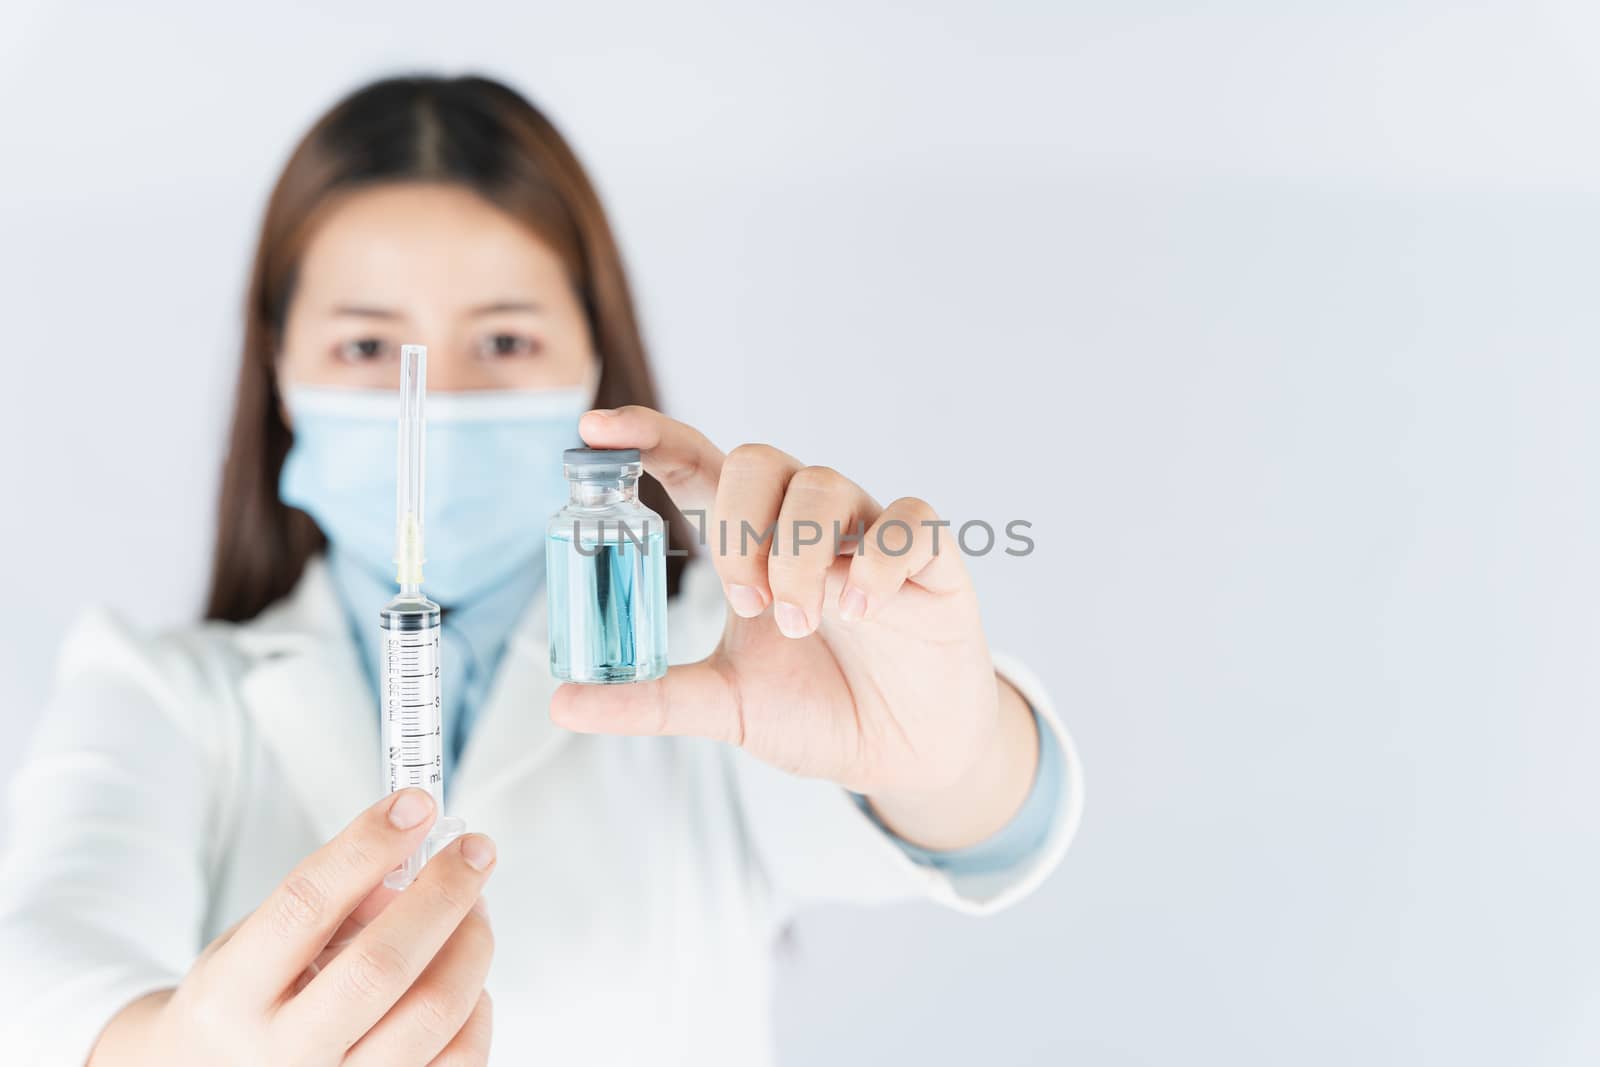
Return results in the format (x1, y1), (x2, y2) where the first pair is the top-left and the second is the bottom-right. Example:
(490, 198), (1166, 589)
(547, 528), (668, 683)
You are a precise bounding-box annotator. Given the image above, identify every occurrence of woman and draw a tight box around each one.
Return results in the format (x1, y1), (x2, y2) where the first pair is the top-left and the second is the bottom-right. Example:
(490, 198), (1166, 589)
(0, 75), (1081, 1066)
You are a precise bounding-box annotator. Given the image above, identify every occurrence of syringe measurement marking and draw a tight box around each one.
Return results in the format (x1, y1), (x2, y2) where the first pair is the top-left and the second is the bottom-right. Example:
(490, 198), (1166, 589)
(382, 627), (441, 794)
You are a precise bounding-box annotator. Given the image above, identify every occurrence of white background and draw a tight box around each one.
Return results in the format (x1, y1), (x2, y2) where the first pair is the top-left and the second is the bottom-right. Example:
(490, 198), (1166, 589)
(2, 2), (1598, 1064)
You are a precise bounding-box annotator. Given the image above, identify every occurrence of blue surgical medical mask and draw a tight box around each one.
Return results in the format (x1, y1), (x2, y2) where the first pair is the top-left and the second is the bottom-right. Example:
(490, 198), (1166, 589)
(280, 385), (588, 606)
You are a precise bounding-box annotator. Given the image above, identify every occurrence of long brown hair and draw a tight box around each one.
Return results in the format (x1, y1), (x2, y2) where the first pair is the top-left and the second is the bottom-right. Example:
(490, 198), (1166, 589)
(205, 74), (693, 622)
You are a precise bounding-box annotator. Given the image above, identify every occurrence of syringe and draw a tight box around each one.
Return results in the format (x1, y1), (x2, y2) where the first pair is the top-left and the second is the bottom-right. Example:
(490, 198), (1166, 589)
(380, 344), (464, 889)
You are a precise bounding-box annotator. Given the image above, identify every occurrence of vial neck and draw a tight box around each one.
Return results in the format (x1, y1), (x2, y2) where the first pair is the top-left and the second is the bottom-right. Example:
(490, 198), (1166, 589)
(570, 478), (639, 508)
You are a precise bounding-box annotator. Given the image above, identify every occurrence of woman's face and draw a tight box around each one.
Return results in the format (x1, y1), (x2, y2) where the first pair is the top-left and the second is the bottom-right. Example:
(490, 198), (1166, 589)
(276, 182), (597, 392)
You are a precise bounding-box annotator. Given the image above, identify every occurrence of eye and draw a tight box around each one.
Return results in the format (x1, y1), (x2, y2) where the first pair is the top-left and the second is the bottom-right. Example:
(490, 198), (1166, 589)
(336, 338), (394, 363)
(478, 333), (541, 359)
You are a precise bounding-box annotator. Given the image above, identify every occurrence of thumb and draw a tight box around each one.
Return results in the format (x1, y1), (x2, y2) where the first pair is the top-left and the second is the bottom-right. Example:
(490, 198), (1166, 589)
(550, 659), (743, 745)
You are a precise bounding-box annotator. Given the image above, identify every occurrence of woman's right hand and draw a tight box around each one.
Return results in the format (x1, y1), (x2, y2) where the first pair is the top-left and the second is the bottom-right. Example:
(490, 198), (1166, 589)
(89, 789), (496, 1067)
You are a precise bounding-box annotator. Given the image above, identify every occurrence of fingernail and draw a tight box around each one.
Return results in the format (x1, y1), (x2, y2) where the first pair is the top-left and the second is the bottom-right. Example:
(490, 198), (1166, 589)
(587, 408), (616, 417)
(727, 584), (766, 619)
(774, 601), (811, 638)
(461, 835), (497, 872)
(839, 586), (868, 623)
(388, 789), (434, 829)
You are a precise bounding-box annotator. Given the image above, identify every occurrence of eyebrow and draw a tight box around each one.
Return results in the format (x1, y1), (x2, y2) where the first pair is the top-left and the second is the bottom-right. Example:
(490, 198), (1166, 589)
(326, 300), (541, 320)
(330, 305), (404, 320)
(468, 300), (541, 316)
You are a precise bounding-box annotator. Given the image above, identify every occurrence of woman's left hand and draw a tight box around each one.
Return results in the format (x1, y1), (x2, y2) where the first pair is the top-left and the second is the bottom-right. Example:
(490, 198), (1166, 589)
(550, 407), (1039, 849)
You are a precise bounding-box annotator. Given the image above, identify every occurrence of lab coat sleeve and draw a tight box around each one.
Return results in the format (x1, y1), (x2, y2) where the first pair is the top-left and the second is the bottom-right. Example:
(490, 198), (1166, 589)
(0, 610), (224, 1066)
(731, 651), (1083, 920)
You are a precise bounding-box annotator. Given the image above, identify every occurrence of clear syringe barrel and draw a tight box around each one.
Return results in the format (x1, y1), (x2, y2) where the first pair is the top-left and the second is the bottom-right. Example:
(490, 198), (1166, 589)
(379, 595), (462, 888)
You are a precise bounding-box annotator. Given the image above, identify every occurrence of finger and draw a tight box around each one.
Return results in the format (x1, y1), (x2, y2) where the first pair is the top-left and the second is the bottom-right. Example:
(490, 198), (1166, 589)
(290, 884), (401, 995)
(767, 465), (879, 638)
(281, 834), (497, 1052)
(344, 881), (403, 928)
(579, 406), (725, 514)
(195, 914), (248, 966)
(550, 659), (744, 746)
(216, 789), (438, 1005)
(426, 991), (493, 1067)
(711, 443), (803, 618)
(838, 497), (968, 622)
(344, 907), (494, 1067)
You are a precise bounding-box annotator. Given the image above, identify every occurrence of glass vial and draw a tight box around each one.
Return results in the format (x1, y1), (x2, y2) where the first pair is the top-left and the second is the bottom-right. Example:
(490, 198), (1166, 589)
(547, 447), (669, 683)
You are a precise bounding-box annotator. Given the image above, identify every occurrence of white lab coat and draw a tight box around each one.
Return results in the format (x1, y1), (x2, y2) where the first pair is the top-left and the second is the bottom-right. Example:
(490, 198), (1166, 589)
(0, 558), (1082, 1066)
